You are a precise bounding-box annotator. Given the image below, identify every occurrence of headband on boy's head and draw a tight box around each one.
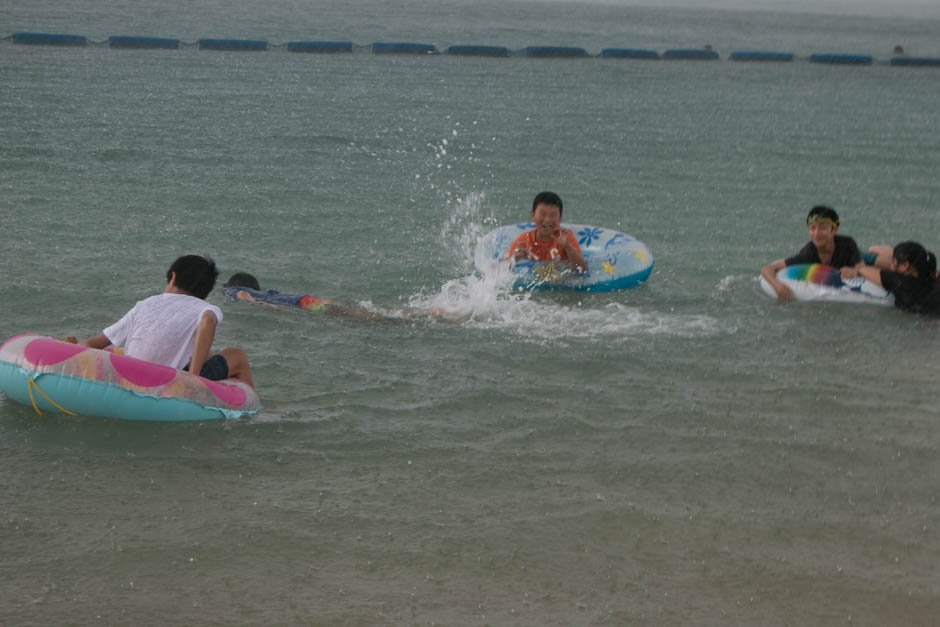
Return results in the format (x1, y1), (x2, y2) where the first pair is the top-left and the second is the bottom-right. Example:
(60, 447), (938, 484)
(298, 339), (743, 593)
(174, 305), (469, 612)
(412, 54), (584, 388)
(807, 214), (839, 227)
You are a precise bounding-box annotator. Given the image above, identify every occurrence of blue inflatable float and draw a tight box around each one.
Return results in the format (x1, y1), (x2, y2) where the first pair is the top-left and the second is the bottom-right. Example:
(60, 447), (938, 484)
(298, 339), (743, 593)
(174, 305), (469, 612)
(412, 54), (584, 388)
(474, 223), (653, 292)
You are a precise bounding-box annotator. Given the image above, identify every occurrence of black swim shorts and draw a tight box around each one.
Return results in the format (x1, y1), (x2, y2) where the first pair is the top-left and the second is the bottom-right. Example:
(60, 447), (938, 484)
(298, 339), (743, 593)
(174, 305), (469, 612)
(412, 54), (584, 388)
(184, 354), (229, 381)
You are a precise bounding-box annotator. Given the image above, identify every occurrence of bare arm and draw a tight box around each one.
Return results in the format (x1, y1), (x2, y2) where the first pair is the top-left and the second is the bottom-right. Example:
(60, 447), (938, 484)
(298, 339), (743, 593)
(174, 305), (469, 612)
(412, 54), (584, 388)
(503, 241), (530, 262)
(867, 245), (895, 270)
(187, 310), (218, 377)
(503, 231), (535, 263)
(64, 333), (112, 349)
(854, 263), (884, 287)
(558, 229), (587, 273)
(760, 259), (793, 301)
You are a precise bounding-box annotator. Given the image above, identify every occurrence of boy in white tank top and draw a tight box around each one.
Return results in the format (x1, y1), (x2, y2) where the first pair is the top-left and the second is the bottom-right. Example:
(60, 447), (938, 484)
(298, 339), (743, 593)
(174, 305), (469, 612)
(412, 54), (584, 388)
(67, 255), (254, 389)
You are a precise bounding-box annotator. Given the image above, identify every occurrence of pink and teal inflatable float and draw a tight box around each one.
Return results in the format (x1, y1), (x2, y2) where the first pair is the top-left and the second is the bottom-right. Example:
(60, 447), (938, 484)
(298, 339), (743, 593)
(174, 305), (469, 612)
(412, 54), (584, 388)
(0, 334), (261, 421)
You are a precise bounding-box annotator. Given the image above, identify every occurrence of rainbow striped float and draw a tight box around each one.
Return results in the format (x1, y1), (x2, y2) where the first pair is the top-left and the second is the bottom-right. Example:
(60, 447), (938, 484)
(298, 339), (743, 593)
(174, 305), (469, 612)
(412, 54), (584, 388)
(0, 334), (261, 421)
(759, 263), (893, 305)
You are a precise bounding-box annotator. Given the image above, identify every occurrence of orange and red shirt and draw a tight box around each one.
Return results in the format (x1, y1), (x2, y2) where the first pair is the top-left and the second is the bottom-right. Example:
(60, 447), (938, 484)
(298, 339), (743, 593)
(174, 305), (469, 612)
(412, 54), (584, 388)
(506, 229), (582, 262)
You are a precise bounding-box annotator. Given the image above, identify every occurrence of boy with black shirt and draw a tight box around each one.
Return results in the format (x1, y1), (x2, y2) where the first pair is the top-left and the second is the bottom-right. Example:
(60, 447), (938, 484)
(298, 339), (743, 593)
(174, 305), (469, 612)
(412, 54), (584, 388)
(760, 206), (862, 302)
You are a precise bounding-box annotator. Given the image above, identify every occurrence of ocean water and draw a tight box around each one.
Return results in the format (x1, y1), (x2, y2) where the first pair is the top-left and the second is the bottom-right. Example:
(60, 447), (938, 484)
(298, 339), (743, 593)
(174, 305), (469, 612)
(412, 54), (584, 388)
(2, 0), (940, 624)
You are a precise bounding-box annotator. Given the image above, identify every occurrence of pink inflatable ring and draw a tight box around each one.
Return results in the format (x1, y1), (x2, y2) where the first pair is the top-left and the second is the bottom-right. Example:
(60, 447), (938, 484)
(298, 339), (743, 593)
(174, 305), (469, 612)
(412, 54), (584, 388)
(0, 334), (261, 421)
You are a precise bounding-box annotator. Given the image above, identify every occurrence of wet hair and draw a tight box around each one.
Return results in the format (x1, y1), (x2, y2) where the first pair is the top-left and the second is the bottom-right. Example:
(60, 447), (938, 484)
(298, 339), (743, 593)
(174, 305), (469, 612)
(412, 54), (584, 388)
(224, 272), (260, 291)
(806, 205), (840, 226)
(531, 191), (563, 216)
(166, 255), (218, 299)
(893, 241), (938, 281)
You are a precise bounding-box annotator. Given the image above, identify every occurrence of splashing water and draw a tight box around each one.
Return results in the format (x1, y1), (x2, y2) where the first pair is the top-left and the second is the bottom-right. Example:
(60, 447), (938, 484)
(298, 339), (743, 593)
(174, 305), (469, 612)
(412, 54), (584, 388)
(411, 277), (720, 344)
(438, 190), (500, 275)
(401, 192), (722, 342)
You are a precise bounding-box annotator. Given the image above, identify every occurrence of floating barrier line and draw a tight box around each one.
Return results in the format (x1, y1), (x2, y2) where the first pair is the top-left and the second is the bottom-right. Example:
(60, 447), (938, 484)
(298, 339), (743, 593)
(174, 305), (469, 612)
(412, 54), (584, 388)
(4, 32), (939, 68)
(891, 56), (940, 66)
(600, 48), (659, 59)
(372, 42), (438, 54)
(108, 36), (180, 49)
(810, 53), (873, 65)
(525, 46), (589, 58)
(288, 40), (354, 53)
(198, 38), (269, 51)
(13, 32), (88, 46)
(663, 49), (720, 60)
(730, 51), (794, 62)
(447, 45), (510, 57)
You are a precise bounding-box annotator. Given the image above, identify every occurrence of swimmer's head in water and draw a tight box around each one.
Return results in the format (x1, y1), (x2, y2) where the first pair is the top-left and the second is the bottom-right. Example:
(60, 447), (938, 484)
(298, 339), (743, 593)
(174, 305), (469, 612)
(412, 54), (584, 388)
(224, 272), (260, 291)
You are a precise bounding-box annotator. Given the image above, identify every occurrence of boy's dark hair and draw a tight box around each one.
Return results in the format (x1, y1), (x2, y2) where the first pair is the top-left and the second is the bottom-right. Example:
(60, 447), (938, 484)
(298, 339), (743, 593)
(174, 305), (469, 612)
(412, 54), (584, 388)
(806, 205), (840, 226)
(531, 191), (564, 215)
(166, 255), (218, 299)
(894, 241), (938, 282)
(224, 272), (260, 291)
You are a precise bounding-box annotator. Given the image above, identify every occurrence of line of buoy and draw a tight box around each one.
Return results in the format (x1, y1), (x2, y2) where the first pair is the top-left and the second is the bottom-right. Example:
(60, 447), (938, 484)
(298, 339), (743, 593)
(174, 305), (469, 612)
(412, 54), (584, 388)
(12, 32), (88, 46)
(810, 53), (873, 65)
(446, 45), (510, 57)
(198, 38), (268, 52)
(287, 40), (352, 53)
(108, 35), (179, 49)
(371, 42), (437, 55)
(730, 51), (794, 62)
(890, 56), (940, 66)
(663, 49), (720, 60)
(600, 48), (659, 59)
(5, 32), (940, 67)
(524, 46), (589, 58)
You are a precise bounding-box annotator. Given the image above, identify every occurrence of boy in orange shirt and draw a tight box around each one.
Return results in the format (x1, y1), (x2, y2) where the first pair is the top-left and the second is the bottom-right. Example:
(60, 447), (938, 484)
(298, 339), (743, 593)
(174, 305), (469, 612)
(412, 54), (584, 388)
(505, 191), (587, 273)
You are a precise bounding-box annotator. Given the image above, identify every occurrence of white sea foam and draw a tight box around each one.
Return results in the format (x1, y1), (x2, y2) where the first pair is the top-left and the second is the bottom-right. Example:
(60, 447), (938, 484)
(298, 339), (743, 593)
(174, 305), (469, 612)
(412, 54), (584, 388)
(714, 274), (740, 297)
(411, 274), (719, 342)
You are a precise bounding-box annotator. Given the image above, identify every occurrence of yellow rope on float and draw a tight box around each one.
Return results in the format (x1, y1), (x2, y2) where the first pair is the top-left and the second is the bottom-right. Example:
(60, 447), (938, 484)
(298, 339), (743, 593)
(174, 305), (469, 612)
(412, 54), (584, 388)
(27, 376), (77, 416)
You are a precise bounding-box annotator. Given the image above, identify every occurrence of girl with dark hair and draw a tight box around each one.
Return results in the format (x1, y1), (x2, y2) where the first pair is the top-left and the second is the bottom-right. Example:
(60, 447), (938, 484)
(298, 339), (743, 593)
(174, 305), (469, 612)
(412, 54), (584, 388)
(849, 241), (940, 315)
